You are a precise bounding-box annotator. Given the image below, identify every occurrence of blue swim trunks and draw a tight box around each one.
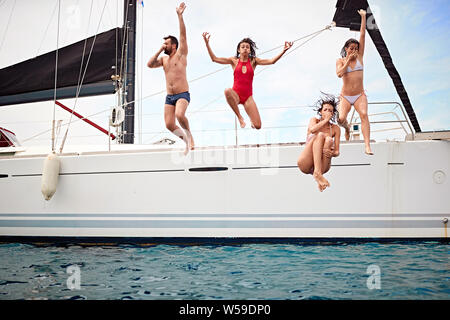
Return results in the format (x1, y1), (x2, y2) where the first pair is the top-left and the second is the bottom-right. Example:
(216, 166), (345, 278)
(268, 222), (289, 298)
(165, 91), (190, 106)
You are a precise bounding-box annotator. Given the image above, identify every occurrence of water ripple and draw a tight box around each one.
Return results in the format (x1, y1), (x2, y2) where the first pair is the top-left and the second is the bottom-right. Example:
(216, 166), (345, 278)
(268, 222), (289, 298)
(0, 242), (448, 300)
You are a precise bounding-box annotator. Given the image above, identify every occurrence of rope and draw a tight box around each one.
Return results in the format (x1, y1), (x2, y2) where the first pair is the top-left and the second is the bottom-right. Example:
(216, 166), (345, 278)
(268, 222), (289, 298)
(59, 0), (108, 154)
(140, 24), (331, 144)
(21, 104), (311, 144)
(55, 0), (95, 149)
(119, 1), (130, 81)
(3, 104), (311, 125)
(22, 108), (111, 143)
(254, 24), (332, 77)
(257, 23), (333, 56)
(0, 0), (16, 56)
(36, 0), (58, 57)
(22, 24), (331, 145)
(104, 24), (335, 116)
(60, 0), (80, 46)
(186, 24), (333, 116)
(51, 0), (61, 153)
(138, 2), (145, 144)
(76, 1), (94, 96)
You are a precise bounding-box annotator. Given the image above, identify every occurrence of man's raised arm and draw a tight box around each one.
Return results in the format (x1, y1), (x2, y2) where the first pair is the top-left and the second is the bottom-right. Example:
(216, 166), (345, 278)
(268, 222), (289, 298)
(176, 2), (188, 55)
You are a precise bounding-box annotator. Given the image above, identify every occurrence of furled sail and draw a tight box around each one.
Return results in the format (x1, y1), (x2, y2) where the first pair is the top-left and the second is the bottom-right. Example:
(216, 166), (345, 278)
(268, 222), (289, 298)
(0, 27), (123, 106)
(333, 0), (421, 132)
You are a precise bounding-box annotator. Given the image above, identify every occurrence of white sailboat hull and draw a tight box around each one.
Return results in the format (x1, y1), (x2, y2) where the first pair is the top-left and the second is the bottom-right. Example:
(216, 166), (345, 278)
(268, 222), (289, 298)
(0, 140), (449, 242)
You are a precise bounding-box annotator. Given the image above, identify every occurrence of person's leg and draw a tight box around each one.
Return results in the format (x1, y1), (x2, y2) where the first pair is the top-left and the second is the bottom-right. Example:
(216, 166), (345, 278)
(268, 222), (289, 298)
(164, 104), (190, 155)
(297, 137), (316, 174)
(337, 96), (352, 140)
(312, 132), (330, 192)
(224, 88), (246, 128)
(353, 93), (373, 155)
(243, 96), (261, 130)
(175, 98), (194, 154)
(321, 136), (334, 174)
(164, 104), (181, 134)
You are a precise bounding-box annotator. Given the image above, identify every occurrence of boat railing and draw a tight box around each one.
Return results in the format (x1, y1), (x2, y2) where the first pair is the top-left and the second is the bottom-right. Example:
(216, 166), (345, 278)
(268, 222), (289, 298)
(348, 101), (414, 141)
(1, 101), (414, 147)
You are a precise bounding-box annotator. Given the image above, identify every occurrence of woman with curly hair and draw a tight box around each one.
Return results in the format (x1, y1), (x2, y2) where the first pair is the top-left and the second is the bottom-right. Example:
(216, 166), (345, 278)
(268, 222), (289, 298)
(202, 32), (292, 129)
(297, 94), (341, 192)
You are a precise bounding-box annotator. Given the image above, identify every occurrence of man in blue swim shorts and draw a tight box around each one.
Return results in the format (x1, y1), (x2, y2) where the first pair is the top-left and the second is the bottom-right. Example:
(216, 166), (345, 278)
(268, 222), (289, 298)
(147, 2), (194, 155)
(165, 91), (191, 107)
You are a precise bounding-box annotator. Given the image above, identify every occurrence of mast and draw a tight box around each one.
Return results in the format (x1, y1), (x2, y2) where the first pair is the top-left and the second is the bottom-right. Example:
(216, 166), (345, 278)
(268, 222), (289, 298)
(121, 0), (137, 144)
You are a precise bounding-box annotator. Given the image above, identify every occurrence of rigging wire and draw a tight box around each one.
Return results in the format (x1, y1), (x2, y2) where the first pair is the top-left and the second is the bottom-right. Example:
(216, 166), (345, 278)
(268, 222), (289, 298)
(187, 24), (333, 116)
(57, 0), (94, 149)
(36, 0), (58, 57)
(22, 107), (112, 143)
(51, 0), (61, 153)
(58, 0), (108, 153)
(253, 23), (332, 77)
(0, 0), (16, 58)
(22, 24), (332, 145)
(130, 24), (333, 112)
(60, 0), (80, 47)
(119, 1), (130, 81)
(140, 24), (332, 144)
(138, 1), (145, 144)
(74, 0), (94, 105)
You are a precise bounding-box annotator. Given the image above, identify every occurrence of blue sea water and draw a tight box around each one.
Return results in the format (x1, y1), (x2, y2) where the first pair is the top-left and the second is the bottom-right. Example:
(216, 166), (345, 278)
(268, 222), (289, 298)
(0, 242), (448, 300)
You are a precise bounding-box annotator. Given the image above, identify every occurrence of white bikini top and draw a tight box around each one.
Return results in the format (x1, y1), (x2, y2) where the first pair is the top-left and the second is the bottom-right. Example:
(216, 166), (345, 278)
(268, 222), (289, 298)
(346, 59), (363, 73)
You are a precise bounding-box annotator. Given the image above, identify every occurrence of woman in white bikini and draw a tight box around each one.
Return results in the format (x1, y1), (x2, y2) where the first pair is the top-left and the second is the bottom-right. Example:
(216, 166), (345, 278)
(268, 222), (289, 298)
(336, 9), (373, 155)
(297, 94), (341, 192)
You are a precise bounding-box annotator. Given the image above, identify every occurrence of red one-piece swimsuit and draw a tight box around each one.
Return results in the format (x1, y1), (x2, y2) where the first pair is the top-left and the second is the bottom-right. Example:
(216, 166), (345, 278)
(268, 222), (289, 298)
(232, 58), (254, 105)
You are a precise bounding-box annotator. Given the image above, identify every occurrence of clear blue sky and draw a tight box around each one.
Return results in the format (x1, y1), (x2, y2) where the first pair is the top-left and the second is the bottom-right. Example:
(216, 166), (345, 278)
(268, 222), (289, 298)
(0, 0), (449, 147)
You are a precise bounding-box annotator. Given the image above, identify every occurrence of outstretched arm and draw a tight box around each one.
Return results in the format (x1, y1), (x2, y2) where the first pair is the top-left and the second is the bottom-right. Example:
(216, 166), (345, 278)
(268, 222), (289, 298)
(177, 2), (188, 56)
(147, 45), (165, 68)
(358, 9), (366, 58)
(202, 32), (234, 65)
(255, 41), (293, 66)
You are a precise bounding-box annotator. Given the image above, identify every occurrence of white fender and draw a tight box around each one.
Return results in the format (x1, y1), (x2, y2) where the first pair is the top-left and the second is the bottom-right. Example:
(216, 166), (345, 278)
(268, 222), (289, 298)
(110, 106), (125, 127)
(41, 153), (61, 201)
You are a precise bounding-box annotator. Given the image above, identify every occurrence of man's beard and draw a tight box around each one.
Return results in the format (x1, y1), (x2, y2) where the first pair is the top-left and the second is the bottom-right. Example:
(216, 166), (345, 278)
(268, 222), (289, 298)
(164, 48), (172, 55)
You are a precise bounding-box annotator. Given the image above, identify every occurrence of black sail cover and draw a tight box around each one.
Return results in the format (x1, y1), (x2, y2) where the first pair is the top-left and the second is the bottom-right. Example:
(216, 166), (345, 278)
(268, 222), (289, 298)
(0, 28), (123, 106)
(333, 0), (421, 132)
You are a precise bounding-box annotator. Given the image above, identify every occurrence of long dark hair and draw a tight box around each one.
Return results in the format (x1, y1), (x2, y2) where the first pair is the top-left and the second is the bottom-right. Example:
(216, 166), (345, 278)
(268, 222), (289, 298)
(235, 38), (258, 59)
(314, 93), (339, 123)
(340, 38), (359, 57)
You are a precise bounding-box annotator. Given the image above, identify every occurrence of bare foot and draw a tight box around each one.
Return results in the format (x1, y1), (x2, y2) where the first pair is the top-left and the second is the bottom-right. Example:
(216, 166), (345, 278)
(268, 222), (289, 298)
(183, 142), (190, 156)
(320, 175), (330, 190)
(313, 172), (330, 192)
(238, 117), (246, 128)
(182, 136), (193, 156)
(365, 146), (374, 155)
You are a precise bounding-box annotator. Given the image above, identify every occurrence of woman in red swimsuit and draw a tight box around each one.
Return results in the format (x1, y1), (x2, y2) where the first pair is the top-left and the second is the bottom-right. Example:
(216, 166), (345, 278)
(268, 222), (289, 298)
(203, 33), (292, 129)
